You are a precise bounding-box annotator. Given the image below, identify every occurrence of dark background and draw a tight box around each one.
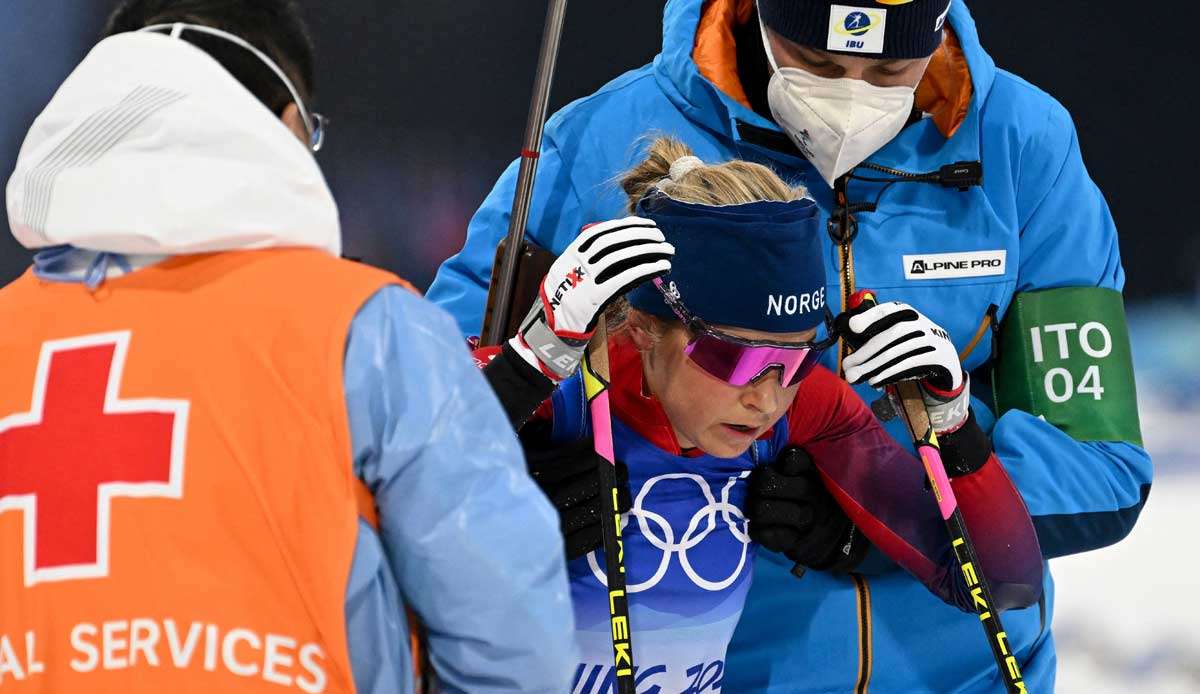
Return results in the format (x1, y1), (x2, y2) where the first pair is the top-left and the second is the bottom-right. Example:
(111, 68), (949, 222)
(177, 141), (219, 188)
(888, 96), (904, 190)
(1, 0), (1194, 301)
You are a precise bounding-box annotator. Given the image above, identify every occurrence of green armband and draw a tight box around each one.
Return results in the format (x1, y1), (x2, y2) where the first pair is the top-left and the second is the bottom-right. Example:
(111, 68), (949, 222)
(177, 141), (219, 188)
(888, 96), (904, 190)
(994, 287), (1143, 446)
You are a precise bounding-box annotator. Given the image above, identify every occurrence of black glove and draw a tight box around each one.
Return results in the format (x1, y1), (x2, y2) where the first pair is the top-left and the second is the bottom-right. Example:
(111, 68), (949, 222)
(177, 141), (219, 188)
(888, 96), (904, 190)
(520, 421), (633, 560)
(747, 446), (869, 573)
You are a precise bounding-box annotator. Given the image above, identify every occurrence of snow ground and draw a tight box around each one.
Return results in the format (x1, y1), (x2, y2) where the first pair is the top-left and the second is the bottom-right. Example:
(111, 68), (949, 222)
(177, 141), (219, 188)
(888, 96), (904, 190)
(1052, 301), (1199, 693)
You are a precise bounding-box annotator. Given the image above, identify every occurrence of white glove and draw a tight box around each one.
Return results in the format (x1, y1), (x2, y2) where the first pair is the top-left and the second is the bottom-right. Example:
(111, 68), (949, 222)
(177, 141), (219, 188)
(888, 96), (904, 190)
(841, 301), (969, 433)
(510, 217), (673, 380)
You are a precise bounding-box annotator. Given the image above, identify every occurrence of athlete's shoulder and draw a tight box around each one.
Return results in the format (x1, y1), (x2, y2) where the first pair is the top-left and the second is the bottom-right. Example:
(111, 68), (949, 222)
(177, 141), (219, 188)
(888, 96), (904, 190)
(796, 364), (858, 408)
(783, 365), (868, 445)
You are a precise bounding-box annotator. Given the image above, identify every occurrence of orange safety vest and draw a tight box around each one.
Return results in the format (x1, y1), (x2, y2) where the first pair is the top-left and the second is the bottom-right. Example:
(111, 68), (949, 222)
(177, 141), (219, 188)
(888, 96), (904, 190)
(0, 249), (404, 693)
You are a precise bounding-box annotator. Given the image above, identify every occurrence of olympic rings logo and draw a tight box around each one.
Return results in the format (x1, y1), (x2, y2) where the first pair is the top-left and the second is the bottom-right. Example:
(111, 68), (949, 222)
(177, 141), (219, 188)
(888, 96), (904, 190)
(587, 471), (751, 593)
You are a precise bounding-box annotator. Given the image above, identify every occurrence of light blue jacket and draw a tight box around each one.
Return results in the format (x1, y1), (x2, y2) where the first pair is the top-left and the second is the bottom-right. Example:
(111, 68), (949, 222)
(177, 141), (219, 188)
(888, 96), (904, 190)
(32, 248), (578, 694)
(427, 1), (1151, 690)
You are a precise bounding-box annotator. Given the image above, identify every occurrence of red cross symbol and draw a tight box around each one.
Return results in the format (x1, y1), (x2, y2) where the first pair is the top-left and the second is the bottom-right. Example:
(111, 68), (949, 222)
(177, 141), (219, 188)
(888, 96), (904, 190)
(0, 331), (188, 586)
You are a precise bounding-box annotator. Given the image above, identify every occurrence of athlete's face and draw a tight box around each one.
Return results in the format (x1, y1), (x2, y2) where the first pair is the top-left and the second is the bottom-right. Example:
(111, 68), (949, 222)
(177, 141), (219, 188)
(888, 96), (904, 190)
(638, 320), (817, 459)
(764, 27), (934, 89)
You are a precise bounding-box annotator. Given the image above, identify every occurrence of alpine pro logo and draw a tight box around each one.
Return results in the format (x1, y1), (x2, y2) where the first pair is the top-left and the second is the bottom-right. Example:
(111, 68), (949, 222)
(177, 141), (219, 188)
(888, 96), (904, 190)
(827, 5), (887, 54)
(0, 332), (189, 586)
(903, 250), (1007, 280)
(547, 266), (586, 311)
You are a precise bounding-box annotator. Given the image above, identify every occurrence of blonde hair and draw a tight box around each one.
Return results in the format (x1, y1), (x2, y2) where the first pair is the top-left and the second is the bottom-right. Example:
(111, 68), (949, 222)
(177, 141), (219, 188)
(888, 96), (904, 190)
(620, 136), (805, 211)
(607, 136), (808, 340)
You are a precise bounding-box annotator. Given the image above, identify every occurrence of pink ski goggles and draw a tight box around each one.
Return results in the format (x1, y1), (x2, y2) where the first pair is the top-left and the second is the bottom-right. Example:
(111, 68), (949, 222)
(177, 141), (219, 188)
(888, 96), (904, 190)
(654, 279), (835, 387)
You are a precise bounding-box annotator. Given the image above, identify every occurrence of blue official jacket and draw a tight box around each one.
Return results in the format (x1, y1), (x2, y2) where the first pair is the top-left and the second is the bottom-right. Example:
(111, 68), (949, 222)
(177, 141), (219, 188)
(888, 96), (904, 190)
(428, 1), (1151, 690)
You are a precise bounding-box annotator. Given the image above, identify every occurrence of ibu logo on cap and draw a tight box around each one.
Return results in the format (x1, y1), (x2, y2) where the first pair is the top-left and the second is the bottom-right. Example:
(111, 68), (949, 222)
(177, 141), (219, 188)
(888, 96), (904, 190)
(827, 5), (887, 54)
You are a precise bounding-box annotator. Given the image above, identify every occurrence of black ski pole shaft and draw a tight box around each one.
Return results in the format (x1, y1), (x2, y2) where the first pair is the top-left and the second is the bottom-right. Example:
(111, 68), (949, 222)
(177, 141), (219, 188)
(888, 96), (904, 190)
(482, 0), (568, 347)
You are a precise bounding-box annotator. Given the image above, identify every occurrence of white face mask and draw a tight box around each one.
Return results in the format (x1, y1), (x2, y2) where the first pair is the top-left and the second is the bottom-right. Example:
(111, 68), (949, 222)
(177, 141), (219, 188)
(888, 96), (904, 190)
(758, 16), (915, 187)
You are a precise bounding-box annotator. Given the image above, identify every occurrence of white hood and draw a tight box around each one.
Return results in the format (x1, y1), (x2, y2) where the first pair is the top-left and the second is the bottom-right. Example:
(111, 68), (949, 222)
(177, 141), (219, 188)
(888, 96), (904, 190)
(6, 32), (340, 256)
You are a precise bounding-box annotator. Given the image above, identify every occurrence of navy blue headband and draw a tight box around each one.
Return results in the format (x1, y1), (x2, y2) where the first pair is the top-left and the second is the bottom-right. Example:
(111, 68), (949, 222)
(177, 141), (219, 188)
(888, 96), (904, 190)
(627, 192), (827, 333)
(759, 0), (951, 60)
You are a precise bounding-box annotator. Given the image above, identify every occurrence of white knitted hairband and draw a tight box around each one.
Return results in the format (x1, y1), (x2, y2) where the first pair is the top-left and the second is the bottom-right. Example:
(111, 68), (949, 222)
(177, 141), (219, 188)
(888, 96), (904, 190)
(668, 155), (705, 181)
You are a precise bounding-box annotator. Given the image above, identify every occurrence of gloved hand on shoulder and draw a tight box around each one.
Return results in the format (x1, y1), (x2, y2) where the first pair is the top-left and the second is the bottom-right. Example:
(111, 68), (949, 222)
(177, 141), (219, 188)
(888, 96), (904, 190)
(747, 446), (869, 573)
(519, 421), (633, 560)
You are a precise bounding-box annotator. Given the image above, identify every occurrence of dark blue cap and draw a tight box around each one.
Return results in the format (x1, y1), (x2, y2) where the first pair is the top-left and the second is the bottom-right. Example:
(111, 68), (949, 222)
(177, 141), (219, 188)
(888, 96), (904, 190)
(627, 192), (827, 333)
(759, 0), (951, 60)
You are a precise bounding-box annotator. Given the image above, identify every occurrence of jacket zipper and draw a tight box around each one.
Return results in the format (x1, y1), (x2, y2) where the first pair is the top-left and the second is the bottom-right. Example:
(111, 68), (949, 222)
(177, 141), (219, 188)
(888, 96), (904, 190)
(831, 174), (857, 377)
(831, 176), (869, 691)
(957, 304), (999, 363)
(852, 574), (873, 693)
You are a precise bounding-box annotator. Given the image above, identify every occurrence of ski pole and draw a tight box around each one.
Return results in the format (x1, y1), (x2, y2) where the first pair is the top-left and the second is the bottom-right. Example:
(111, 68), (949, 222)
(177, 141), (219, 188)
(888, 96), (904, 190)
(580, 316), (637, 694)
(482, 0), (569, 347)
(475, 1), (635, 687)
(849, 290), (1027, 694)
